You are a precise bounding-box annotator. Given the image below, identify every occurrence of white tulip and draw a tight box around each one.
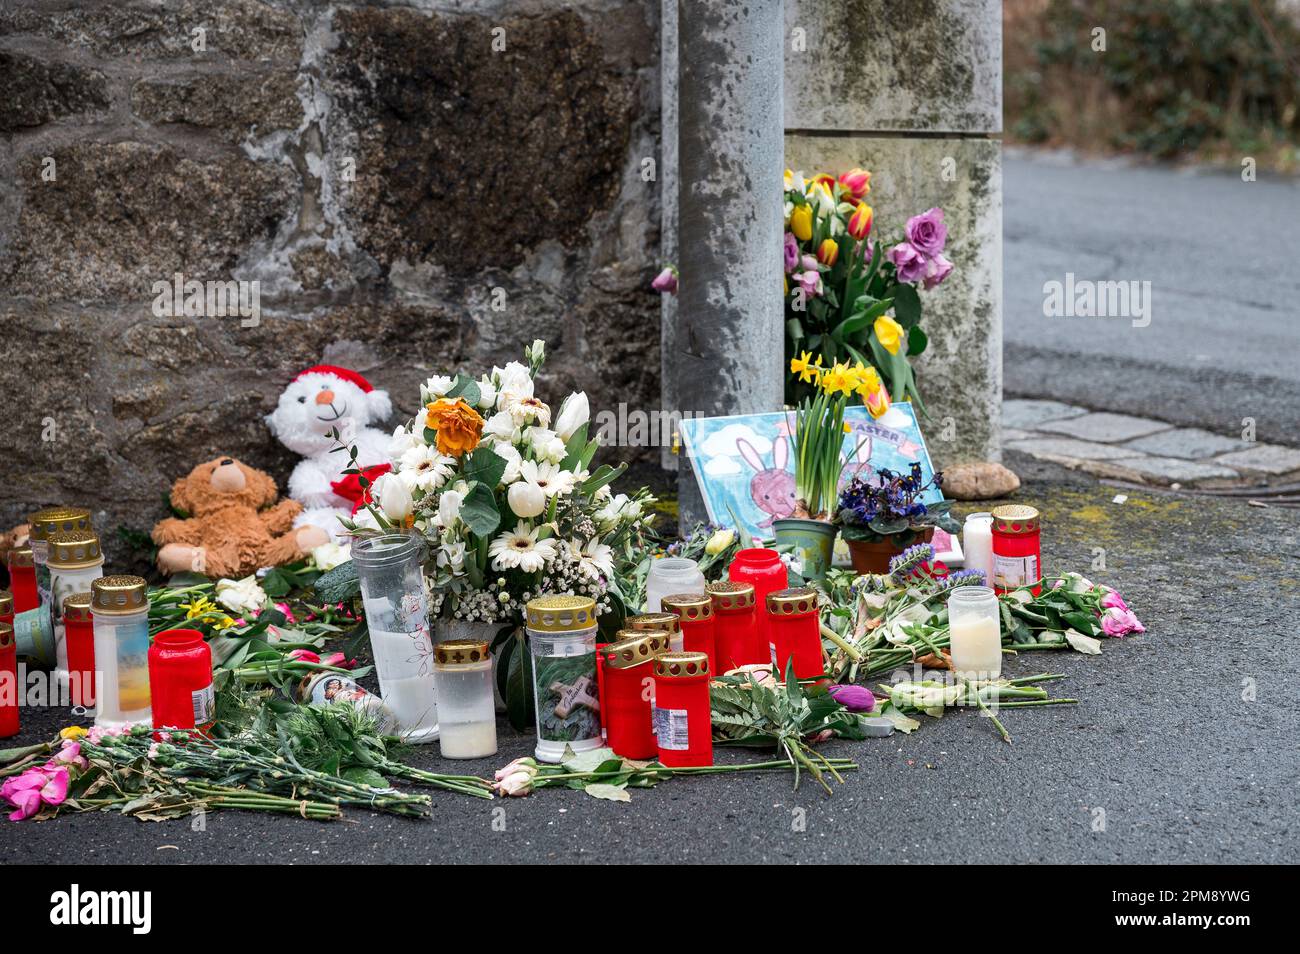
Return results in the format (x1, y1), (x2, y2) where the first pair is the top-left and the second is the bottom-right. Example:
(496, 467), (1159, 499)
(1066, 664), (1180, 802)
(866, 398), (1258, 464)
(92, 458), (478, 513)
(375, 473), (414, 524)
(554, 391), (590, 442)
(438, 489), (463, 528)
(215, 576), (268, 616)
(507, 480), (547, 518)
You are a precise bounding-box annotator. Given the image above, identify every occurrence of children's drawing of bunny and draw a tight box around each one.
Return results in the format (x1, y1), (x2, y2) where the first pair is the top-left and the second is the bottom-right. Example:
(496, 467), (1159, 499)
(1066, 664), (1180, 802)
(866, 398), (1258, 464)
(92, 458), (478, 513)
(736, 436), (795, 529)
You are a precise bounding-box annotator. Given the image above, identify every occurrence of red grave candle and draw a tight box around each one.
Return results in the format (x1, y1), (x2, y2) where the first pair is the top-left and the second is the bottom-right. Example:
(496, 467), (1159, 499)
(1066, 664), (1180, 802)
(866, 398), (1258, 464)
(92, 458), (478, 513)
(0, 623), (17, 738)
(600, 631), (668, 759)
(626, 612), (682, 651)
(148, 628), (215, 735)
(0, 590), (12, 631)
(990, 505), (1042, 596)
(766, 587), (825, 680)
(61, 593), (96, 708)
(727, 548), (787, 664)
(705, 580), (756, 674)
(652, 651), (712, 767)
(7, 548), (38, 613)
(660, 593), (716, 675)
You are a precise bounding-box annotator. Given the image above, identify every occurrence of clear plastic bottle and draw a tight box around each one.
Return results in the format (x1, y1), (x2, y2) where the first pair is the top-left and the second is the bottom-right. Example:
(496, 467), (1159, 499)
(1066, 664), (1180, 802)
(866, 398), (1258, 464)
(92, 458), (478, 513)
(91, 576), (152, 729)
(351, 534), (438, 743)
(432, 640), (497, 759)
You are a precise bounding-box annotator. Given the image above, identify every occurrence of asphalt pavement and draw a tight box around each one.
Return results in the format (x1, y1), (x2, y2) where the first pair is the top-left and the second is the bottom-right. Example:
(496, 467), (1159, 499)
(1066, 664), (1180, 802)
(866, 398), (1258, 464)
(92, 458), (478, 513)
(1004, 151), (1300, 447)
(3, 460), (1296, 864)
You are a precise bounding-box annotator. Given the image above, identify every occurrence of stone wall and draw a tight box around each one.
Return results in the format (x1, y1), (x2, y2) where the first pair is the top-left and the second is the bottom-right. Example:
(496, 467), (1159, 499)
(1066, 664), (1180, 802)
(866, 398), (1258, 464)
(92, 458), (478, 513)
(0, 0), (663, 558)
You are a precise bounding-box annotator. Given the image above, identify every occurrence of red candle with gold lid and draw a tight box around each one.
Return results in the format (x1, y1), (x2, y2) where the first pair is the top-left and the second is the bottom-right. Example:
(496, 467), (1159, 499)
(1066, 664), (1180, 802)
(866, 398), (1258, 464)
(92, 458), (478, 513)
(660, 593), (717, 675)
(705, 580), (756, 674)
(766, 587), (825, 680)
(625, 612), (682, 651)
(652, 651), (712, 767)
(727, 548), (787, 664)
(62, 592), (96, 708)
(0, 623), (17, 738)
(991, 505), (1042, 596)
(600, 631), (669, 759)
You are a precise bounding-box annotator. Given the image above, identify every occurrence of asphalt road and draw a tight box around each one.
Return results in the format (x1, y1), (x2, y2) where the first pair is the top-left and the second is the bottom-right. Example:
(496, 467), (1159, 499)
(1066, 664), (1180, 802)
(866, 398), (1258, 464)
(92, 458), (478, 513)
(3, 465), (1296, 864)
(1004, 151), (1300, 447)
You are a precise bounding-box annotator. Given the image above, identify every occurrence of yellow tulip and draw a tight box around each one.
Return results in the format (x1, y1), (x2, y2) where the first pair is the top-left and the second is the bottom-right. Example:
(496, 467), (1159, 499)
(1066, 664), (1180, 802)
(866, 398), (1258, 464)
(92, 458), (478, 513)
(874, 315), (905, 355)
(790, 204), (813, 242)
(817, 238), (839, 266)
(847, 201), (873, 240)
(60, 725), (88, 740)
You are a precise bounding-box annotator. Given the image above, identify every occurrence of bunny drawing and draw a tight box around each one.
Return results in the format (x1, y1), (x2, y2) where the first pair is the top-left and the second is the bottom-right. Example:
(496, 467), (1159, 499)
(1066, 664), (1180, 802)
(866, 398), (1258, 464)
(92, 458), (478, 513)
(736, 436), (796, 529)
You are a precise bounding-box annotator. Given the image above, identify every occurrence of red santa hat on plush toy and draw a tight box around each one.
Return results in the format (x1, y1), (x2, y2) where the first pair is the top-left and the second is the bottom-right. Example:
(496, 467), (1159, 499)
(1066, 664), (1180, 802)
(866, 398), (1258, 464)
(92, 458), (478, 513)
(291, 365), (393, 420)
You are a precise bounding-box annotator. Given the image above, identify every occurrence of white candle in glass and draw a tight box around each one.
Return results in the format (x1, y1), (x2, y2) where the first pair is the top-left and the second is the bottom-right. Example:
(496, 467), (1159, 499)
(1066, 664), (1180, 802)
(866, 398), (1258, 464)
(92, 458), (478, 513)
(644, 558), (705, 613)
(947, 586), (1002, 680)
(962, 513), (994, 588)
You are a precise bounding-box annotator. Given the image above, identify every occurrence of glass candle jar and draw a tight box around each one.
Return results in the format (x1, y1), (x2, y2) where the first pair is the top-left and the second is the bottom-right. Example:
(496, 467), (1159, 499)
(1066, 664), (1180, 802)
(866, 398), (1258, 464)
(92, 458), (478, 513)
(62, 593), (96, 709)
(660, 593), (717, 675)
(299, 671), (400, 735)
(947, 586), (1002, 680)
(600, 631), (669, 759)
(351, 534), (438, 743)
(626, 612), (682, 651)
(644, 557), (705, 613)
(0, 623), (17, 738)
(652, 651), (712, 767)
(705, 580), (756, 674)
(432, 639), (497, 759)
(149, 629), (214, 734)
(962, 512), (994, 587)
(728, 548), (788, 665)
(6, 546), (52, 666)
(29, 508), (92, 645)
(525, 595), (602, 763)
(91, 576), (152, 729)
(766, 587), (825, 679)
(47, 530), (104, 689)
(991, 505), (1042, 596)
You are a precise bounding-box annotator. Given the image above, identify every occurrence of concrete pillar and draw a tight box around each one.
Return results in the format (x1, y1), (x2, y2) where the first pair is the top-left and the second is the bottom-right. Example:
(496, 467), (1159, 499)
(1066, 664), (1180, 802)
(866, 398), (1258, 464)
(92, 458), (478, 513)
(784, 0), (1004, 468)
(670, 0), (786, 529)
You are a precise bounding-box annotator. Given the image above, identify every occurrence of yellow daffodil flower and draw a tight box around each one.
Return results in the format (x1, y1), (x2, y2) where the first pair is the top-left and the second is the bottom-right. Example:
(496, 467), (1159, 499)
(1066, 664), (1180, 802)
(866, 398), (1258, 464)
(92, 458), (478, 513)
(874, 315), (906, 355)
(820, 362), (855, 396)
(854, 364), (884, 399)
(790, 351), (823, 384)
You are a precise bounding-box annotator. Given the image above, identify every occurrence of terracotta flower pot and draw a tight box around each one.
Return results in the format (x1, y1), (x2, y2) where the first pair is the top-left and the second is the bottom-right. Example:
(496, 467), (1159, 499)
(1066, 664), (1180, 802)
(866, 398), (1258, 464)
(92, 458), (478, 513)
(846, 527), (935, 575)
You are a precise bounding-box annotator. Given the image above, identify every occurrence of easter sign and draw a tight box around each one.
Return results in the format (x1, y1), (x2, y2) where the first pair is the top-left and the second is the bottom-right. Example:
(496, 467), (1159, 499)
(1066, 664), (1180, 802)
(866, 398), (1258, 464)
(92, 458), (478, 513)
(678, 403), (943, 542)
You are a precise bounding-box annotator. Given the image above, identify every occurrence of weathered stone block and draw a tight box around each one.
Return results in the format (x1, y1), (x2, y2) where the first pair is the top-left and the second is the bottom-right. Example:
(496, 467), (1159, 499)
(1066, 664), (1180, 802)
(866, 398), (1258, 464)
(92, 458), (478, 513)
(785, 0), (1002, 133)
(131, 71), (303, 140)
(0, 51), (109, 130)
(322, 7), (636, 274)
(0, 0), (302, 62)
(784, 134), (1002, 467)
(0, 142), (297, 301)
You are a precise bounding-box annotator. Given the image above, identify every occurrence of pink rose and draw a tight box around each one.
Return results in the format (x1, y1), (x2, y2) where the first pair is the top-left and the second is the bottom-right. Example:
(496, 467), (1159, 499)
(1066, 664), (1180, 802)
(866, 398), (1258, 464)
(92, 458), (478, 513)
(922, 253), (953, 289)
(887, 241), (928, 284)
(651, 266), (678, 295)
(1101, 590), (1130, 613)
(904, 207), (948, 257)
(1101, 606), (1145, 637)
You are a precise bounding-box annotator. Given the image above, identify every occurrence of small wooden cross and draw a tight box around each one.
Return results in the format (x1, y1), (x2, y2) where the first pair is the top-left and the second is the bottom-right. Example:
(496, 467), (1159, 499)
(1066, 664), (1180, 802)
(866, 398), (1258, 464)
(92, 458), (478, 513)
(550, 674), (600, 718)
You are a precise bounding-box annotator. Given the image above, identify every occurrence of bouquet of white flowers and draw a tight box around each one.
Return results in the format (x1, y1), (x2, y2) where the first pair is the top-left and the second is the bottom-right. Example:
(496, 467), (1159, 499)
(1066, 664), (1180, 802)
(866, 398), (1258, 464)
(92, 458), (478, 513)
(338, 340), (653, 635)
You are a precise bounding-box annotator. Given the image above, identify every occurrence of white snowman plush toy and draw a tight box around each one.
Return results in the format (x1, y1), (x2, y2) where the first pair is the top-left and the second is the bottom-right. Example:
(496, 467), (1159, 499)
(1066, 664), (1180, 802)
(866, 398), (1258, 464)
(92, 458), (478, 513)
(266, 365), (394, 541)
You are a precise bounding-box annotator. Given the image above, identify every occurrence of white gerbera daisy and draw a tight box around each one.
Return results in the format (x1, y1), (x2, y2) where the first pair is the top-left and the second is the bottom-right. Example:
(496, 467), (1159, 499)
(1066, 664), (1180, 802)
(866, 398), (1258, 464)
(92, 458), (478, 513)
(508, 395), (551, 428)
(489, 522), (557, 573)
(574, 538), (614, 581)
(398, 444), (455, 492)
(519, 460), (575, 497)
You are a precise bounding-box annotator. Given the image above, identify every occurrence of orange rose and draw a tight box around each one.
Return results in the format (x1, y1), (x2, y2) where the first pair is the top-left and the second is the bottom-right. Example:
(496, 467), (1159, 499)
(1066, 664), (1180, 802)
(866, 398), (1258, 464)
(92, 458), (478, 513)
(425, 398), (484, 458)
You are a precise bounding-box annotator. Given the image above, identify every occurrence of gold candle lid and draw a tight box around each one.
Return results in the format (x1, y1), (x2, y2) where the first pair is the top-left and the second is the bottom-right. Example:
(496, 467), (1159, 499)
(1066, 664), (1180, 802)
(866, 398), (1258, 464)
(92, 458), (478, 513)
(654, 650), (710, 679)
(600, 631), (668, 669)
(62, 591), (93, 623)
(0, 589), (11, 615)
(91, 576), (148, 615)
(0, 622), (13, 650)
(991, 505), (1040, 534)
(626, 612), (681, 635)
(46, 530), (103, 569)
(525, 595), (597, 632)
(434, 639), (490, 666)
(28, 507), (92, 541)
(7, 545), (34, 569)
(706, 580), (755, 611)
(766, 587), (819, 616)
(661, 592), (714, 621)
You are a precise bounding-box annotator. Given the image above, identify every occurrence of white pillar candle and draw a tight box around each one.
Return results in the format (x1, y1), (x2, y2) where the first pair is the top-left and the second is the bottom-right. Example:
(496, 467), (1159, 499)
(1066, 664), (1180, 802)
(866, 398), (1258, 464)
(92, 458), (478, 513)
(962, 513), (994, 587)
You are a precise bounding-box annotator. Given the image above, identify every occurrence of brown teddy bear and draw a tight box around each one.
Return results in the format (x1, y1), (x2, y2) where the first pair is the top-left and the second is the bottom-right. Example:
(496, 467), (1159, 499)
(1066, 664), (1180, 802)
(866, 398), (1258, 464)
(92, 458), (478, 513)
(153, 457), (331, 579)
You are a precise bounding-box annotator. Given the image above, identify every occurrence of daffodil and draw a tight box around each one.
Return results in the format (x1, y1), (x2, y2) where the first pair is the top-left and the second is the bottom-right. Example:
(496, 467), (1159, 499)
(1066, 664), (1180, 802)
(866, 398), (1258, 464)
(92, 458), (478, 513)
(789, 351), (822, 384)
(820, 362), (856, 396)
